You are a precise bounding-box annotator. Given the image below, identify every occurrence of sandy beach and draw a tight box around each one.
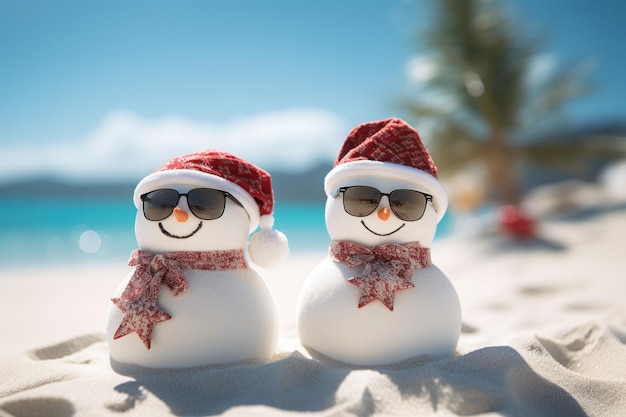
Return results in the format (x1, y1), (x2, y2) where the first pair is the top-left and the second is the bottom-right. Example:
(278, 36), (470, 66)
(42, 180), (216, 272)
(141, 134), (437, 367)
(1, 183), (625, 417)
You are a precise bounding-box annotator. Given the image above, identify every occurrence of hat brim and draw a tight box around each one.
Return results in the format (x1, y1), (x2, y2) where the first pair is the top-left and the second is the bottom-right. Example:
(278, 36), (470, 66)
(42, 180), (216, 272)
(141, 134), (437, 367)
(324, 160), (448, 222)
(133, 169), (260, 233)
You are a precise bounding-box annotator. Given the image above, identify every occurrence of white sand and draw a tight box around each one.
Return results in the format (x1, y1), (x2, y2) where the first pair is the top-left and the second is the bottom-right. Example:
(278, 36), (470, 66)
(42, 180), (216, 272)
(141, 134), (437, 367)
(1, 194), (625, 416)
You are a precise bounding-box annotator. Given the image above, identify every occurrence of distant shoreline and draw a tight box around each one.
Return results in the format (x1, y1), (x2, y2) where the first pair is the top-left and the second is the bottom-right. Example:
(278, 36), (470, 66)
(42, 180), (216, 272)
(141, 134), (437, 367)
(0, 162), (334, 203)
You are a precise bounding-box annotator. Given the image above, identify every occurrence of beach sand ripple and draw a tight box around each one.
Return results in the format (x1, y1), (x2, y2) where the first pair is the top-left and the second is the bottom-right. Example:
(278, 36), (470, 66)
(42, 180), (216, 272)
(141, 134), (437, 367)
(0, 318), (624, 416)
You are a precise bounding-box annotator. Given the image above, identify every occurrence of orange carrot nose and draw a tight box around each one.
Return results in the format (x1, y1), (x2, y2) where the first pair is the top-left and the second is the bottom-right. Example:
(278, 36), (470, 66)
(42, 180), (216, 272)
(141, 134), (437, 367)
(173, 207), (188, 222)
(378, 207), (391, 221)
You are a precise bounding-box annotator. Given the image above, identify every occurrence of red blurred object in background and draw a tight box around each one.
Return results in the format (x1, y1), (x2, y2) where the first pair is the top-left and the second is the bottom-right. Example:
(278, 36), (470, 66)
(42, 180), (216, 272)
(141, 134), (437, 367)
(498, 205), (536, 239)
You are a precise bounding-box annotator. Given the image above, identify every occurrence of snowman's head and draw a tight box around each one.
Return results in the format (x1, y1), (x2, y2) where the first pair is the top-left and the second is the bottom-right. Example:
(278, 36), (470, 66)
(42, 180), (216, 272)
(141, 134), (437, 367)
(324, 118), (449, 248)
(135, 182), (251, 253)
(325, 174), (439, 247)
(131, 150), (288, 266)
(132, 164), (263, 254)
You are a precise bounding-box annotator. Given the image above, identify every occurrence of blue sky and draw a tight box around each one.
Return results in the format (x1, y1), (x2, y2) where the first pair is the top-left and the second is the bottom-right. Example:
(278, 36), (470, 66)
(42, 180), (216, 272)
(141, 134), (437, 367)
(1, 0), (624, 183)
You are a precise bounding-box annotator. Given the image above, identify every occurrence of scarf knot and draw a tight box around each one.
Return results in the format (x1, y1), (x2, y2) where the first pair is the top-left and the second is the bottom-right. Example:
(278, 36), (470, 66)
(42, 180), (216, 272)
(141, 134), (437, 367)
(329, 241), (431, 311)
(112, 249), (247, 349)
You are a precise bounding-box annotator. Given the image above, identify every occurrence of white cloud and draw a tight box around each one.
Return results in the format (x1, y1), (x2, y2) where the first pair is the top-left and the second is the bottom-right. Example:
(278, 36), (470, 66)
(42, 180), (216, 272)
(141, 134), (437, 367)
(404, 54), (459, 118)
(0, 109), (348, 183)
(526, 53), (557, 86)
(406, 55), (438, 85)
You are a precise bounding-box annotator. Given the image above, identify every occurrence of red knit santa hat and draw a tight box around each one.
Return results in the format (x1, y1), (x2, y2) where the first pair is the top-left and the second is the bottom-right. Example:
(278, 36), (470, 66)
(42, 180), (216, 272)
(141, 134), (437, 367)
(133, 149), (288, 268)
(324, 118), (448, 221)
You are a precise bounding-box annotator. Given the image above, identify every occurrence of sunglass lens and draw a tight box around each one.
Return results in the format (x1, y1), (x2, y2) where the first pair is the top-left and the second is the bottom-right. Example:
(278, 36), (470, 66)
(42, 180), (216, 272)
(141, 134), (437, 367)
(142, 189), (180, 221)
(187, 188), (226, 220)
(389, 189), (428, 221)
(342, 186), (381, 217)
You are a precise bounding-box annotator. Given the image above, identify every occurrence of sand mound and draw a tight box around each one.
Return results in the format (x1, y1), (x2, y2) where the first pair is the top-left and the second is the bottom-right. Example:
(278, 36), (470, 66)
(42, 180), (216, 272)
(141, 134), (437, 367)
(0, 319), (624, 416)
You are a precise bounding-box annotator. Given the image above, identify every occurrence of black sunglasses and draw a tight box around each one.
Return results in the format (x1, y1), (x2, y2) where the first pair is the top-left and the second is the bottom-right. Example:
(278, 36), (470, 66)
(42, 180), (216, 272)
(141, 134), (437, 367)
(140, 188), (242, 221)
(335, 186), (432, 222)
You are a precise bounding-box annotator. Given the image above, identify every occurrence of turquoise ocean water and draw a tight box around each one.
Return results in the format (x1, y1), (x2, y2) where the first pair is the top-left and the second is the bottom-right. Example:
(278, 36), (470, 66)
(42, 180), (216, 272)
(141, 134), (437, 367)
(0, 197), (451, 268)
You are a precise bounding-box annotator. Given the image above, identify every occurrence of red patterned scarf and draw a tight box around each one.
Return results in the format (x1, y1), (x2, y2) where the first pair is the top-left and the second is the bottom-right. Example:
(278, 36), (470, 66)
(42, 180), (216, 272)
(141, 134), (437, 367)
(329, 240), (431, 311)
(112, 249), (247, 349)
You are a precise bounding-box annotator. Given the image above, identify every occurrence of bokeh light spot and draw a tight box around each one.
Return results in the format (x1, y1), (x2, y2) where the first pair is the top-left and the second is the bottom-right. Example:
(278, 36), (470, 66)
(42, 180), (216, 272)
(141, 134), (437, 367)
(79, 230), (101, 254)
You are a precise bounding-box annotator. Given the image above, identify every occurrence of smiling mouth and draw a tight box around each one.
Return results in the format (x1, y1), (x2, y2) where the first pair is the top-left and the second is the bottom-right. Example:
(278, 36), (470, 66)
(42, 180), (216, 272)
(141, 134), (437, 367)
(361, 220), (405, 236)
(158, 222), (203, 239)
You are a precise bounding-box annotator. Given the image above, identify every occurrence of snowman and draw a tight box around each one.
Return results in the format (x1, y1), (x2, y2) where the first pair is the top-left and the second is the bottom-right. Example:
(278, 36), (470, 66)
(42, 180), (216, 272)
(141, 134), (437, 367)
(106, 150), (288, 368)
(296, 118), (461, 366)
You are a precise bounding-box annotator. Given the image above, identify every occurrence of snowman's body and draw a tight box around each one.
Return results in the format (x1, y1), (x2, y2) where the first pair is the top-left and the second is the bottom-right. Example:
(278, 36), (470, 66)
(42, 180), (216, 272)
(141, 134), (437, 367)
(298, 257), (460, 365)
(107, 267), (277, 368)
(297, 174), (461, 366)
(106, 182), (278, 368)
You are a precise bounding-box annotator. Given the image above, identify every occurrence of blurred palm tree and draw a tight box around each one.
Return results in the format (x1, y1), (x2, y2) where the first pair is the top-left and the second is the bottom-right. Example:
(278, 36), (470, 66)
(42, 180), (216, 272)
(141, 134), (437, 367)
(403, 0), (596, 205)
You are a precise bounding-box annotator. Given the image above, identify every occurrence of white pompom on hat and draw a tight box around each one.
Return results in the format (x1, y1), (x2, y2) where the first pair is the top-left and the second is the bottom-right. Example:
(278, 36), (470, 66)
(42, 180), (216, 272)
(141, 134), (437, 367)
(324, 118), (448, 222)
(133, 149), (288, 268)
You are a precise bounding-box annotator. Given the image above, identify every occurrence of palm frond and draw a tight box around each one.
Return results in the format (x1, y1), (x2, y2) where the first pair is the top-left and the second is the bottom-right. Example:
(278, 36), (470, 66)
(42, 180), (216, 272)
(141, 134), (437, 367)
(401, 0), (596, 204)
(531, 63), (596, 116)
